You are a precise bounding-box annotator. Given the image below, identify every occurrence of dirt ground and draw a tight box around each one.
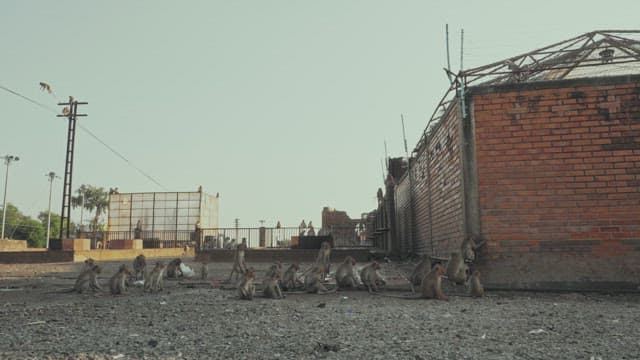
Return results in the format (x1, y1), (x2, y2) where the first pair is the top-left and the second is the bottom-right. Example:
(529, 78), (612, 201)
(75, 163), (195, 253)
(0, 257), (638, 360)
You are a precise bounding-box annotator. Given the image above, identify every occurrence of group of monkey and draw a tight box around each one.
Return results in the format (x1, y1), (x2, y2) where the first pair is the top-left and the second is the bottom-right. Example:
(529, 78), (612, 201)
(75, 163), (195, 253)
(231, 238), (485, 301)
(67, 237), (485, 300)
(68, 256), (184, 295)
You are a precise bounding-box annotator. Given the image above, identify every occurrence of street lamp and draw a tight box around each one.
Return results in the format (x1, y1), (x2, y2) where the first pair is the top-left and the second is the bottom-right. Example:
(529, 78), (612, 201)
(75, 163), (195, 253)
(1, 155), (20, 239)
(45, 171), (60, 248)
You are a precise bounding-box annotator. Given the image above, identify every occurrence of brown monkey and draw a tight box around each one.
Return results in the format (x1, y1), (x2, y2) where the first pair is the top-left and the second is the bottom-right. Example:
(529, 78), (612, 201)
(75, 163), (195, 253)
(80, 258), (96, 271)
(263, 272), (284, 299)
(360, 262), (386, 293)
(166, 258), (183, 278)
(237, 268), (256, 300)
(264, 262), (283, 279)
(445, 252), (468, 285)
(133, 254), (146, 281)
(73, 265), (104, 293)
(39, 82), (52, 94)
(461, 235), (486, 262)
(281, 263), (303, 290)
(470, 270), (484, 298)
(200, 262), (209, 280)
(109, 265), (131, 295)
(304, 265), (335, 294)
(410, 255), (432, 286)
(334, 256), (358, 289)
(144, 262), (166, 292)
(421, 263), (448, 300)
(315, 241), (332, 279)
(227, 242), (248, 282)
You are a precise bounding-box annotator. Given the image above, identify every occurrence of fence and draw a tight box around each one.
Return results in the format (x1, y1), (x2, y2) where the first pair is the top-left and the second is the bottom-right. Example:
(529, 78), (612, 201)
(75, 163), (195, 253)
(78, 226), (373, 250)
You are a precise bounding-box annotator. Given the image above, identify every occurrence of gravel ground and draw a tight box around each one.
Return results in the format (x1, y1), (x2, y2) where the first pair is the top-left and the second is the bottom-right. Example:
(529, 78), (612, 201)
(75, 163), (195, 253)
(0, 258), (639, 360)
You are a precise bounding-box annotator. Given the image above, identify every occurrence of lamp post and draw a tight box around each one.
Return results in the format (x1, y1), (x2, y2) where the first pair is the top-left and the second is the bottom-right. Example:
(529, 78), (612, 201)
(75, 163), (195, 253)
(45, 171), (60, 248)
(1, 155), (20, 239)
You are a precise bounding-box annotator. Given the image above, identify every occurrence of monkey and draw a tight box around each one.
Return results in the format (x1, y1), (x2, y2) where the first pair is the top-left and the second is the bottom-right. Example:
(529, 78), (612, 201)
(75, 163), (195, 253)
(39, 82), (52, 94)
(281, 263), (303, 291)
(237, 268), (256, 300)
(409, 254), (432, 286)
(461, 235), (486, 262)
(445, 252), (468, 285)
(304, 265), (336, 294)
(227, 242), (248, 282)
(264, 262), (283, 280)
(132, 254), (146, 281)
(200, 262), (209, 280)
(470, 270), (484, 298)
(166, 258), (183, 278)
(96, 241), (104, 249)
(80, 258), (96, 270)
(263, 271), (285, 299)
(334, 256), (359, 290)
(144, 262), (166, 292)
(420, 263), (448, 300)
(359, 261), (386, 293)
(314, 241), (332, 279)
(72, 264), (104, 293)
(109, 265), (131, 295)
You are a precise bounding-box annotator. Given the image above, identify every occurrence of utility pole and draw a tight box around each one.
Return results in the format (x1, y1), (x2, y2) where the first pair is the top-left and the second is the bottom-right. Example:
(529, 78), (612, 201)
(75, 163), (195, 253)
(1, 155), (20, 239)
(45, 171), (59, 248)
(57, 97), (87, 240)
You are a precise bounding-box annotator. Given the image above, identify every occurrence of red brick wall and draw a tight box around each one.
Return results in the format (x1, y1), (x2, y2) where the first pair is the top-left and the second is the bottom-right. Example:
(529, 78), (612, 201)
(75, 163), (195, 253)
(472, 76), (640, 289)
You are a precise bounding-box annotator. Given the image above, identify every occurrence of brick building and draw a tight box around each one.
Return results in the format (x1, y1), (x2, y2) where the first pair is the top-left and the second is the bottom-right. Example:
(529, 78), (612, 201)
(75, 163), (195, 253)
(374, 30), (640, 291)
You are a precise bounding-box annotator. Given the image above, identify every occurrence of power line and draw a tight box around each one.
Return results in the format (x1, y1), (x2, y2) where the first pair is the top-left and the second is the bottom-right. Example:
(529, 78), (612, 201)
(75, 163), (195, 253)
(0, 83), (168, 191)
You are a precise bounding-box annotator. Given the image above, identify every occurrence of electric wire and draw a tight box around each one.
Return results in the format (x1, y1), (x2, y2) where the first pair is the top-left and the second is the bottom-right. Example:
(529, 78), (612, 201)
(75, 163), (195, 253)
(0, 84), (168, 191)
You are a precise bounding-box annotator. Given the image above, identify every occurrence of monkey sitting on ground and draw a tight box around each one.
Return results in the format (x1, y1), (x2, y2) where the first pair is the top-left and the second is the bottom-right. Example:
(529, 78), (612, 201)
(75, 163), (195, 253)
(470, 269), (484, 298)
(238, 268), (256, 300)
(73, 264), (104, 293)
(144, 262), (166, 292)
(110, 265), (131, 295)
(264, 262), (283, 280)
(263, 271), (285, 299)
(132, 254), (146, 281)
(305, 265), (336, 294)
(281, 263), (303, 291)
(421, 263), (448, 300)
(445, 252), (469, 285)
(359, 261), (386, 293)
(409, 254), (432, 286)
(334, 256), (359, 290)
(166, 258), (183, 278)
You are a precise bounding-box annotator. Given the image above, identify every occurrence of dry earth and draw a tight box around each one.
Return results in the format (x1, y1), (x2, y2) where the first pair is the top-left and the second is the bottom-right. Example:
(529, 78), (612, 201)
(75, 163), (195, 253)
(0, 258), (638, 360)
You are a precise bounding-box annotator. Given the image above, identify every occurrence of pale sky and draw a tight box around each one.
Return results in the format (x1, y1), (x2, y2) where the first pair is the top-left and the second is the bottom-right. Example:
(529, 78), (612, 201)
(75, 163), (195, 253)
(2, 1), (639, 228)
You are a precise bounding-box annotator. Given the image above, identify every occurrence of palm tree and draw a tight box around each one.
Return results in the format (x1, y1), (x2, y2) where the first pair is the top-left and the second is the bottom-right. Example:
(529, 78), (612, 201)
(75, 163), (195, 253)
(71, 184), (108, 231)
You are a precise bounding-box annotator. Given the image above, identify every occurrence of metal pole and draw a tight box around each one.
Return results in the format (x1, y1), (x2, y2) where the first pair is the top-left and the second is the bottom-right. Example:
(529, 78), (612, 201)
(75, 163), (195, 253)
(1, 155), (19, 239)
(46, 171), (58, 248)
(80, 193), (84, 232)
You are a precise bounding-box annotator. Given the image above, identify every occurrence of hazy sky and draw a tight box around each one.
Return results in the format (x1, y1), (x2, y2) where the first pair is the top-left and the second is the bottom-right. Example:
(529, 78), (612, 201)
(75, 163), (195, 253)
(2, 1), (639, 228)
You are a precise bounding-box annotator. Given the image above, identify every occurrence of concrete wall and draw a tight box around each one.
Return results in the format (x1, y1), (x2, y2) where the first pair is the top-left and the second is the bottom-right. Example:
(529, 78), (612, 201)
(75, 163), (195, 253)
(0, 239), (28, 251)
(471, 75), (640, 291)
(196, 248), (374, 263)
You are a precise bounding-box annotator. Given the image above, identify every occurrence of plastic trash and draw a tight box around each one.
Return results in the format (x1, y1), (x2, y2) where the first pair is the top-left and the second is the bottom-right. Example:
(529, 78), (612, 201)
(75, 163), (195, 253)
(179, 263), (195, 278)
(528, 328), (545, 334)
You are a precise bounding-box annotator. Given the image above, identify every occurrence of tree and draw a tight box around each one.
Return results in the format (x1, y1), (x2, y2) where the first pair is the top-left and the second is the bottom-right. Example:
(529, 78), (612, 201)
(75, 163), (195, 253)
(71, 184), (109, 231)
(0, 203), (46, 247)
(38, 211), (74, 240)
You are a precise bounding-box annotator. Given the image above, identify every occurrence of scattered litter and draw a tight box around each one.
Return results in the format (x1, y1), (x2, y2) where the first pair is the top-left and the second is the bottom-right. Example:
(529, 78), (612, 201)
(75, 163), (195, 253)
(442, 313), (453, 318)
(129, 333), (139, 337)
(341, 296), (348, 300)
(179, 263), (195, 278)
(160, 301), (167, 305)
(27, 321), (46, 325)
(480, 334), (486, 339)
(315, 342), (339, 353)
(0, 287), (23, 292)
(528, 328), (545, 334)
(132, 280), (145, 287)
(317, 303), (326, 308)
(148, 339), (158, 347)
(610, 319), (620, 323)
(112, 354), (125, 359)
(589, 356), (603, 360)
